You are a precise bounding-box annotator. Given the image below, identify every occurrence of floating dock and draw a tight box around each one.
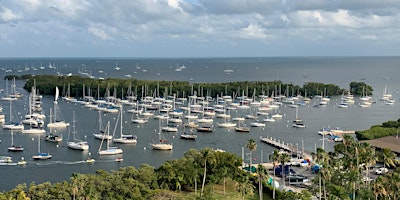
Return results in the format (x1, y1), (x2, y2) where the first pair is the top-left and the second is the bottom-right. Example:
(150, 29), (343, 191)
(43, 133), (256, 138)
(259, 136), (313, 159)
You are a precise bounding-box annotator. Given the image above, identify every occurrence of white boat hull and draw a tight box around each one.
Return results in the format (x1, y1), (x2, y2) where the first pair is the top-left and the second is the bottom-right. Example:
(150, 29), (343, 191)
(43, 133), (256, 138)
(22, 128), (46, 134)
(98, 148), (123, 155)
(151, 143), (173, 150)
(47, 121), (70, 128)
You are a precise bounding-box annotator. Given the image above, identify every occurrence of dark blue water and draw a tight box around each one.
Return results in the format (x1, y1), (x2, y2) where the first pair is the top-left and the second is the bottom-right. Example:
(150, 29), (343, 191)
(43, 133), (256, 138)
(0, 57), (399, 191)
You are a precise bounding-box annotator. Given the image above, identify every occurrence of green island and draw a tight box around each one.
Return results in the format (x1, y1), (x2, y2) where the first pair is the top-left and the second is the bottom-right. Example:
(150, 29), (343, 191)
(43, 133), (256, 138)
(7, 74), (373, 98)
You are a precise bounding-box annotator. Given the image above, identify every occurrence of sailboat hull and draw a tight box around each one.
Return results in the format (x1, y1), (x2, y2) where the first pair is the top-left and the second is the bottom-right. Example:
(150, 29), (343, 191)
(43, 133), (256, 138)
(98, 148), (123, 155)
(2, 124), (24, 130)
(47, 121), (70, 128)
(151, 143), (173, 150)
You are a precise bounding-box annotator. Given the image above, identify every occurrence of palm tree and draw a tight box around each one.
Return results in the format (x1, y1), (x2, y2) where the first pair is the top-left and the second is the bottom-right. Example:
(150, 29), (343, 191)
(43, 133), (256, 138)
(381, 147), (397, 169)
(236, 175), (255, 200)
(278, 152), (290, 188)
(269, 150), (280, 199)
(372, 176), (387, 200)
(314, 148), (331, 200)
(200, 148), (215, 198)
(175, 174), (184, 191)
(220, 166), (229, 195)
(256, 164), (267, 200)
(358, 142), (377, 188)
(387, 172), (400, 200)
(246, 139), (257, 171)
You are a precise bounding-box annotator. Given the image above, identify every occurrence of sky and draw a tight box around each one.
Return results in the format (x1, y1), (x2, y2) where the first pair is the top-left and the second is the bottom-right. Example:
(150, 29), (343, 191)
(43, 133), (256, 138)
(1, 0), (400, 57)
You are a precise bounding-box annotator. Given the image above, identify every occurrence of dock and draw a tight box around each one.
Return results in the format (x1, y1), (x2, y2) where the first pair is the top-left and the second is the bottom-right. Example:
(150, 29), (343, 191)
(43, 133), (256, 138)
(259, 136), (314, 159)
(330, 129), (355, 135)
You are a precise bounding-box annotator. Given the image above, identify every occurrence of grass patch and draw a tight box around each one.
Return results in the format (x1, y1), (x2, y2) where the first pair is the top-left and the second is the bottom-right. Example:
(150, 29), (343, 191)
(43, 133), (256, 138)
(165, 178), (273, 200)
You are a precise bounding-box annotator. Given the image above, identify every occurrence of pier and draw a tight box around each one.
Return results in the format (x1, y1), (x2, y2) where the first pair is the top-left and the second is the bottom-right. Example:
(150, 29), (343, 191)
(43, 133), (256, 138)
(259, 136), (314, 159)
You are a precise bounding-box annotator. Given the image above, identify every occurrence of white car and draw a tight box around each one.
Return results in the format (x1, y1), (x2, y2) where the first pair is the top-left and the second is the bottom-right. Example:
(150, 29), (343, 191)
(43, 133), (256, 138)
(375, 167), (388, 175)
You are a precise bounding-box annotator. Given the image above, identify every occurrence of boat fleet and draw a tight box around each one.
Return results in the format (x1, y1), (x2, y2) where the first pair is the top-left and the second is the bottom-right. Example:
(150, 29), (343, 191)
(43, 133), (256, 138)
(0, 78), (395, 165)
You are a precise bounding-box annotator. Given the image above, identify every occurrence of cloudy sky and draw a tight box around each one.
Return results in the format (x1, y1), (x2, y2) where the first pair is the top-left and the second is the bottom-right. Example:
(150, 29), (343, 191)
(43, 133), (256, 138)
(1, 0), (400, 57)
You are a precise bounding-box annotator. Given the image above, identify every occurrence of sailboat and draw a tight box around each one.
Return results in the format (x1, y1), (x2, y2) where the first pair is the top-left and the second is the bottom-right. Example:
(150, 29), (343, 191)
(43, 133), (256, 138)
(32, 134), (52, 160)
(180, 131), (197, 140)
(151, 119), (173, 150)
(161, 114), (179, 132)
(47, 87), (70, 128)
(114, 62), (121, 70)
(292, 106), (305, 128)
(98, 121), (123, 155)
(67, 112), (89, 151)
(2, 99), (23, 130)
(93, 110), (112, 140)
(235, 120), (250, 132)
(1, 78), (19, 101)
(45, 129), (62, 142)
(113, 106), (137, 144)
(217, 109), (236, 128)
(22, 93), (46, 134)
(8, 132), (24, 152)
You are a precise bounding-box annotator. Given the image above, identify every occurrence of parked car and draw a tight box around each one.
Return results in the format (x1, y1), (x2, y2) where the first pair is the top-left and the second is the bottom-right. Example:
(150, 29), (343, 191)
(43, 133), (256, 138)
(375, 167), (388, 175)
(285, 175), (309, 182)
(275, 165), (296, 176)
(362, 176), (374, 183)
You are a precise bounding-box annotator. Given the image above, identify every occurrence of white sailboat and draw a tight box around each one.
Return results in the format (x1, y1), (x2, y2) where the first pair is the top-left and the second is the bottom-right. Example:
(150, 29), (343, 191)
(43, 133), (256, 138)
(32, 134), (52, 160)
(180, 129), (198, 140)
(98, 121), (123, 155)
(22, 92), (46, 134)
(8, 132), (24, 152)
(151, 119), (173, 150)
(113, 106), (137, 144)
(67, 112), (89, 151)
(161, 112), (179, 132)
(217, 109), (236, 128)
(1, 78), (19, 101)
(45, 128), (63, 142)
(131, 101), (148, 124)
(2, 99), (23, 130)
(93, 110), (112, 140)
(292, 106), (306, 128)
(235, 120), (250, 132)
(47, 87), (70, 128)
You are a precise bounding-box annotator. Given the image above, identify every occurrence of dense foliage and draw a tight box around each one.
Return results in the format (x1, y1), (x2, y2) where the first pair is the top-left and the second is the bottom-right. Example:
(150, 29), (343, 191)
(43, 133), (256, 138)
(21, 75), (361, 99)
(0, 147), (315, 200)
(310, 135), (400, 200)
(5, 74), (33, 80)
(1, 138), (399, 200)
(349, 82), (373, 96)
(356, 119), (400, 140)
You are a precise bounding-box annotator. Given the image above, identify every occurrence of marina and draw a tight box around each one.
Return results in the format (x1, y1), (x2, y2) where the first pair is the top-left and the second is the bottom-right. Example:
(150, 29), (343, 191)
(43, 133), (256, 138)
(0, 57), (399, 191)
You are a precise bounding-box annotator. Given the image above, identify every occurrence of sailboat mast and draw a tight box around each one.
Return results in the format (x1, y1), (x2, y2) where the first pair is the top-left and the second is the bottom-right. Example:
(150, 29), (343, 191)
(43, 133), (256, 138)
(107, 121), (110, 150)
(120, 105), (123, 137)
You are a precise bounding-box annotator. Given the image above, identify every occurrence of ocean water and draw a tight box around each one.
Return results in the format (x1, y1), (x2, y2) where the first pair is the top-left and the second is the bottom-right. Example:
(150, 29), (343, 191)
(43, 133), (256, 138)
(0, 56), (399, 191)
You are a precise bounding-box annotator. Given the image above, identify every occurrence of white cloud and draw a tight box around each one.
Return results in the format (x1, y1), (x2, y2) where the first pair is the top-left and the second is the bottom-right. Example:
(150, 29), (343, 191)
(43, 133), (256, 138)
(88, 25), (114, 41)
(167, 0), (184, 11)
(0, 6), (19, 22)
(240, 24), (269, 39)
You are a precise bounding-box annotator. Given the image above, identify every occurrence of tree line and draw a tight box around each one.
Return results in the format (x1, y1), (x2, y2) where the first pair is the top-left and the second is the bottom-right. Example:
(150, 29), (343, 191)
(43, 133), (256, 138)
(17, 74), (372, 99)
(356, 118), (400, 140)
(310, 134), (400, 199)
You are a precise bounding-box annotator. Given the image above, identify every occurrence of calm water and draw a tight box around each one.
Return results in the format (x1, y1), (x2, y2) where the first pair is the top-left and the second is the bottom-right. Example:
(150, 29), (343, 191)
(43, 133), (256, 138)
(0, 57), (399, 191)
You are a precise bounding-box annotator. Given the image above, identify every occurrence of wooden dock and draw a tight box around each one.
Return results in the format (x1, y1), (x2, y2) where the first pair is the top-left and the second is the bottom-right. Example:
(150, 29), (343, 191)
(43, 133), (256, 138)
(330, 129), (355, 135)
(259, 136), (314, 159)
